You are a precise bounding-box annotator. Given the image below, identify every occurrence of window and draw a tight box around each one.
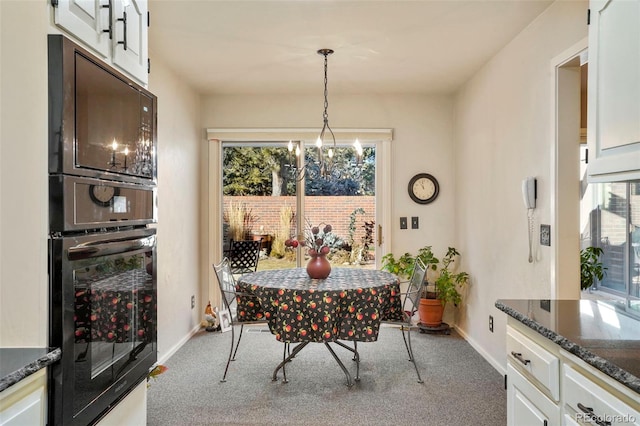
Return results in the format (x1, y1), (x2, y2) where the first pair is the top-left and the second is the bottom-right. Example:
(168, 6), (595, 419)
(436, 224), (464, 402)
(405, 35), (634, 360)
(582, 177), (640, 312)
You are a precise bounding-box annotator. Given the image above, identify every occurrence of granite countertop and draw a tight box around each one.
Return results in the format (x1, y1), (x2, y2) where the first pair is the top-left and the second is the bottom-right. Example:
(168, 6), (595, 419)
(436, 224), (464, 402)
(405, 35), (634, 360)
(495, 299), (640, 394)
(0, 347), (61, 392)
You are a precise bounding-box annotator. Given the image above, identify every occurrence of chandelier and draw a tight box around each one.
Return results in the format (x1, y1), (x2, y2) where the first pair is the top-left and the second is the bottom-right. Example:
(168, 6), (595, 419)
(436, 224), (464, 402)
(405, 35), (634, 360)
(287, 49), (364, 181)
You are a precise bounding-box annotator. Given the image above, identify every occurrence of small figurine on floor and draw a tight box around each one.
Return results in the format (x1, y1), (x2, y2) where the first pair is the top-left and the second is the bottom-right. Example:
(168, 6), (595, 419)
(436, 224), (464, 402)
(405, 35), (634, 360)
(203, 301), (220, 332)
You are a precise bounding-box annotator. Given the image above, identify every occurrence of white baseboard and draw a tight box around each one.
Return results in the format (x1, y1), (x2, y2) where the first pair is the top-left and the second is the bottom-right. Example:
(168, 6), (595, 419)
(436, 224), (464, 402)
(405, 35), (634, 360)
(157, 324), (202, 365)
(454, 325), (506, 377)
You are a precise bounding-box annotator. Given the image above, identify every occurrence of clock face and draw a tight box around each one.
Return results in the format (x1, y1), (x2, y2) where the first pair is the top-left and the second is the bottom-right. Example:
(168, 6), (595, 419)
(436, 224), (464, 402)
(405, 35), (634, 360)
(89, 185), (119, 207)
(408, 173), (439, 204)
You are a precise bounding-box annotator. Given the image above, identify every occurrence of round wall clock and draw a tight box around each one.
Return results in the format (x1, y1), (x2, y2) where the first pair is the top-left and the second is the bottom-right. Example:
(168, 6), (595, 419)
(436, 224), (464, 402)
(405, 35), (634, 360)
(408, 173), (439, 204)
(89, 184), (119, 207)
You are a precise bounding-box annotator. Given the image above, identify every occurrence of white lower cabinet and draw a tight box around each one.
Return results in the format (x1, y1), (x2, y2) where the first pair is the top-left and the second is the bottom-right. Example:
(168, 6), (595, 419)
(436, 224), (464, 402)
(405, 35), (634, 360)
(507, 326), (560, 401)
(508, 363), (561, 426)
(562, 363), (640, 426)
(506, 321), (640, 426)
(0, 370), (46, 426)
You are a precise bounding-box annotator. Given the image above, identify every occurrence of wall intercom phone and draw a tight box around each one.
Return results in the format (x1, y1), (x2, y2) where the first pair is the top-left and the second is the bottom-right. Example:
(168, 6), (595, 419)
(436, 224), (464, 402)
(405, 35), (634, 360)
(522, 177), (537, 209)
(522, 177), (537, 263)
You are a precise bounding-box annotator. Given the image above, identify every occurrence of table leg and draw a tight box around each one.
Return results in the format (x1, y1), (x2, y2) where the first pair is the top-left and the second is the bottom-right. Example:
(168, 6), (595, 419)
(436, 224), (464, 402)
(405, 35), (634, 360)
(333, 341), (360, 382)
(324, 342), (354, 387)
(272, 342), (308, 382)
(335, 341), (360, 382)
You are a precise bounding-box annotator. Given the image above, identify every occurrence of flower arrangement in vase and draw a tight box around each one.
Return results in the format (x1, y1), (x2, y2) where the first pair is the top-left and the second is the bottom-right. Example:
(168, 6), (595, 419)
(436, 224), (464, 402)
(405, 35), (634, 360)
(285, 223), (340, 279)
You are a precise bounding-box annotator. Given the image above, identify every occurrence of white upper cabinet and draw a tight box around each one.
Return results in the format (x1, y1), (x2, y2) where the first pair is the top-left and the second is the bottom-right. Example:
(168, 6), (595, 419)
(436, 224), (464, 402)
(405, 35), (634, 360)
(53, 0), (110, 57)
(587, 0), (640, 182)
(52, 0), (149, 85)
(112, 0), (148, 84)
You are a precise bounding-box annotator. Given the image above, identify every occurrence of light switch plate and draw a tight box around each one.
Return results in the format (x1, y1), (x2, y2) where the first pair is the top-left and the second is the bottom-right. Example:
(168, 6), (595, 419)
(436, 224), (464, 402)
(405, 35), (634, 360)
(400, 217), (407, 229)
(411, 217), (419, 229)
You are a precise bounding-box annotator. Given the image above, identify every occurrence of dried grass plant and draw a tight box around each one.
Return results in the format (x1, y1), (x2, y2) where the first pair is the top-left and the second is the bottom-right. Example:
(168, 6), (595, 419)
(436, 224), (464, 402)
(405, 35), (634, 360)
(225, 202), (256, 241)
(270, 205), (294, 258)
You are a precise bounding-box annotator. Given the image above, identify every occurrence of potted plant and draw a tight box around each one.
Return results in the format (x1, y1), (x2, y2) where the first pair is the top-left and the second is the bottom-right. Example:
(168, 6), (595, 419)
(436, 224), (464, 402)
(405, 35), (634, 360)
(420, 247), (469, 327)
(380, 245), (439, 280)
(580, 246), (606, 291)
(381, 246), (469, 328)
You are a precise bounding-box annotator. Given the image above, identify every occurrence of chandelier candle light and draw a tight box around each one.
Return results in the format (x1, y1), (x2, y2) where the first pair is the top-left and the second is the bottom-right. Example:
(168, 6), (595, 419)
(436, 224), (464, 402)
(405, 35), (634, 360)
(287, 49), (364, 181)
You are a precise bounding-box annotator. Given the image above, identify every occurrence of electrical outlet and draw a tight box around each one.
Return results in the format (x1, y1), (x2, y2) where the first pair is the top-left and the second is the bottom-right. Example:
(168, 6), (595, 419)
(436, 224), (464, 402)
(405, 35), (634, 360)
(540, 224), (551, 246)
(400, 217), (407, 229)
(540, 299), (551, 312)
(191, 295), (195, 309)
(489, 315), (494, 332)
(411, 216), (419, 229)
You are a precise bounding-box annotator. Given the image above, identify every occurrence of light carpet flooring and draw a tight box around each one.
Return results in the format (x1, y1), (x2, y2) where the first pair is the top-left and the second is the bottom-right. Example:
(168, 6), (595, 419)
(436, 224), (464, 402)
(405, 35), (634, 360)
(147, 325), (506, 425)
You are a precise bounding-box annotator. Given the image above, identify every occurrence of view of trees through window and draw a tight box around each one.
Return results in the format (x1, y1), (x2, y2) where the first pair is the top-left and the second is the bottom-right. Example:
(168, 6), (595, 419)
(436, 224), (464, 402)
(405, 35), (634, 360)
(222, 143), (377, 271)
(222, 145), (375, 197)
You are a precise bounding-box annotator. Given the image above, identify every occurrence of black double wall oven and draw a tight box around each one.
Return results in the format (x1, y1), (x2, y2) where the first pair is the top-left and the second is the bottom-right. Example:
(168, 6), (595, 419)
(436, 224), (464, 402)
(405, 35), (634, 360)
(48, 35), (158, 426)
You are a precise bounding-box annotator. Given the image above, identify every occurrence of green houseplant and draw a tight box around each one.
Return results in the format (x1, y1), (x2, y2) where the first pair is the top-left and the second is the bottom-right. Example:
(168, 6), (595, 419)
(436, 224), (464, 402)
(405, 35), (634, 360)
(381, 245), (439, 279)
(381, 246), (469, 327)
(580, 246), (606, 290)
(419, 247), (469, 327)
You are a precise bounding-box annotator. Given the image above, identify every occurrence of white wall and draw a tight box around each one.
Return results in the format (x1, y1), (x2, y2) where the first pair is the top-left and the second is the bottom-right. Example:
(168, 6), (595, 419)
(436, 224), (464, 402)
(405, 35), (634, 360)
(148, 56), (203, 362)
(453, 0), (587, 372)
(201, 94), (456, 259)
(0, 0), (49, 347)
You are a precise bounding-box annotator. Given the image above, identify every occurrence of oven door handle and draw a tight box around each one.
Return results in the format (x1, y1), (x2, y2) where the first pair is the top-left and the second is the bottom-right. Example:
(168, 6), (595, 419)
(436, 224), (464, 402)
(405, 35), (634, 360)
(67, 235), (156, 260)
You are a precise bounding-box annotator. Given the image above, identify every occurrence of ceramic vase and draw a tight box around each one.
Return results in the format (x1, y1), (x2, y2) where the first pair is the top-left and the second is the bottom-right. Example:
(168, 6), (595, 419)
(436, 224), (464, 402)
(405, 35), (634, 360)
(306, 254), (331, 279)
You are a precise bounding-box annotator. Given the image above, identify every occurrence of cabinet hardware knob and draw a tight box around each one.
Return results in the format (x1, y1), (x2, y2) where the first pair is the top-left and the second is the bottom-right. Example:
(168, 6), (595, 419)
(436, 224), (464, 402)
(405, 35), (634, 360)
(117, 11), (128, 50)
(577, 403), (611, 426)
(102, 0), (113, 39)
(510, 351), (530, 365)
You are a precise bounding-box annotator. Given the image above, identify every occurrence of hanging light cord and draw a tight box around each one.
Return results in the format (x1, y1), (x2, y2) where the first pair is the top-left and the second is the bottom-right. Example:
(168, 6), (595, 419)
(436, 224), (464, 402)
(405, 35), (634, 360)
(318, 49), (336, 176)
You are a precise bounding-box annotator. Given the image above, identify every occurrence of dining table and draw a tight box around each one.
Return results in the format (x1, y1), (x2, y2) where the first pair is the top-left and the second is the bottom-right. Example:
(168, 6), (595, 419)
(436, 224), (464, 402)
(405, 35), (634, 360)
(236, 267), (403, 386)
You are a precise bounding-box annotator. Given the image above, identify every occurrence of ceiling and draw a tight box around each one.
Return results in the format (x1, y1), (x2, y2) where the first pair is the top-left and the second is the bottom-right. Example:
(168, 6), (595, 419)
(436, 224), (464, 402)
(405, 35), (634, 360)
(148, 0), (553, 96)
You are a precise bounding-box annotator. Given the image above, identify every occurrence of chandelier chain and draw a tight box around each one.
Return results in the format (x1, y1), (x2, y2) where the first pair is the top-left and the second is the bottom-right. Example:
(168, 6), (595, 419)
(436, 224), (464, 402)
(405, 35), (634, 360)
(323, 52), (329, 122)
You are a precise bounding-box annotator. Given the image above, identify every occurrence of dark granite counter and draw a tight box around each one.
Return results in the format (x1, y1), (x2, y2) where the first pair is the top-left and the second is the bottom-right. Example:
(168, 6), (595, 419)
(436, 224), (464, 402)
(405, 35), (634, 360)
(0, 347), (61, 392)
(496, 299), (640, 394)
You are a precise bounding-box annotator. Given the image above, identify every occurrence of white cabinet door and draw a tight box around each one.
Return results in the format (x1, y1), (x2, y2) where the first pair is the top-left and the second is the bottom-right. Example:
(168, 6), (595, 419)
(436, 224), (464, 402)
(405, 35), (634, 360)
(53, 0), (148, 85)
(53, 0), (110, 58)
(112, 0), (148, 84)
(0, 370), (46, 426)
(507, 364), (560, 426)
(587, 0), (640, 182)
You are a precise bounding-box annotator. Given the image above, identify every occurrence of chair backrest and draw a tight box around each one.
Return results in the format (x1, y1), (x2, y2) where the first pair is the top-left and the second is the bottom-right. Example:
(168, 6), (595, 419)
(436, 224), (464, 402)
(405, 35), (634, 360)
(213, 258), (237, 313)
(228, 239), (262, 274)
(404, 257), (427, 316)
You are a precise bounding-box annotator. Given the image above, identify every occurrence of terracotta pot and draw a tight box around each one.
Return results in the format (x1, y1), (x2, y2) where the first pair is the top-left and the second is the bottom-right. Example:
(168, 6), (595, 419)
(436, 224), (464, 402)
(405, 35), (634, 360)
(418, 298), (444, 327)
(306, 254), (331, 279)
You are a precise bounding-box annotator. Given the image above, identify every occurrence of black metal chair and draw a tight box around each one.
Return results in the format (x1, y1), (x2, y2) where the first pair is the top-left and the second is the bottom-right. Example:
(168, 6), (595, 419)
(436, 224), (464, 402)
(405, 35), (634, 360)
(380, 257), (428, 383)
(227, 239), (262, 275)
(213, 258), (268, 382)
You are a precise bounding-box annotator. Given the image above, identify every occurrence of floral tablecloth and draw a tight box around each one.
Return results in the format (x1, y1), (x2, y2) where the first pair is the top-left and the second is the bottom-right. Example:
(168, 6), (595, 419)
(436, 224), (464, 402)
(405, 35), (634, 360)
(236, 268), (403, 343)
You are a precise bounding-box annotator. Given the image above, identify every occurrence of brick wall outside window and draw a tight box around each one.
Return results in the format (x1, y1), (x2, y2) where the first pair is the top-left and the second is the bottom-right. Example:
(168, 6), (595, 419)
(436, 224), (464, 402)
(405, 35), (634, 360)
(223, 196), (375, 245)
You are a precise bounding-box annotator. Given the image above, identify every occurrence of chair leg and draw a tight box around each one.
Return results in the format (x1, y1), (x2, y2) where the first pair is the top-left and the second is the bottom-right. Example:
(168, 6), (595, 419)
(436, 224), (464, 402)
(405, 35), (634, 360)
(281, 343), (289, 383)
(405, 327), (423, 384)
(353, 341), (360, 382)
(400, 325), (412, 360)
(220, 324), (236, 382)
(231, 324), (244, 361)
